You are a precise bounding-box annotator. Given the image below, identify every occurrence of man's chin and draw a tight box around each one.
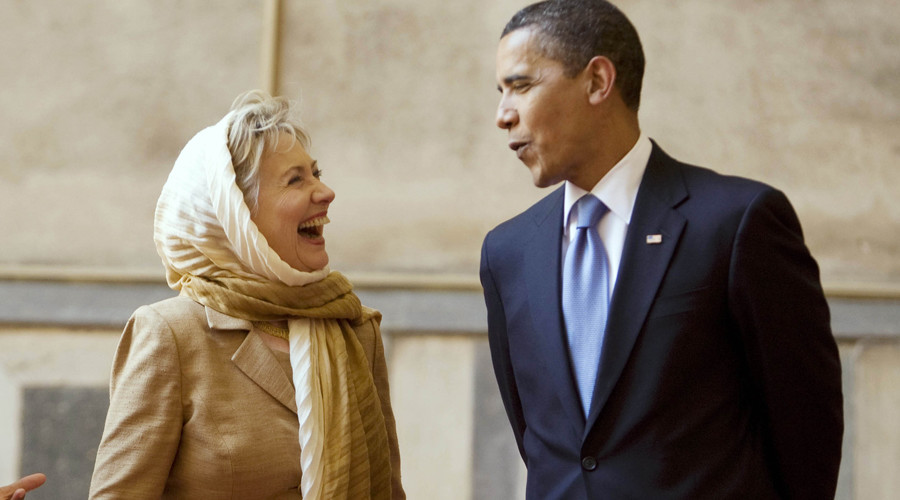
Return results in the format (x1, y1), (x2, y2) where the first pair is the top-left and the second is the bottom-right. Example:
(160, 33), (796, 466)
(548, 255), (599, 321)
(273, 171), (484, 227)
(530, 168), (559, 188)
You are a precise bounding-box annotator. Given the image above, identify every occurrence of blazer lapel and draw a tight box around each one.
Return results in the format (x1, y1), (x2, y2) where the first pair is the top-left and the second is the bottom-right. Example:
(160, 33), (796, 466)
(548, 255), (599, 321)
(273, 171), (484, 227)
(524, 187), (586, 431)
(205, 307), (298, 414)
(231, 331), (298, 414)
(584, 144), (688, 434)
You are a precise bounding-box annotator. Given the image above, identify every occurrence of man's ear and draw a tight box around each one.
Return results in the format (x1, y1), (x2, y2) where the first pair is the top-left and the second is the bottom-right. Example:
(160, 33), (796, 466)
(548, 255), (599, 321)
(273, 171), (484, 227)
(586, 56), (616, 105)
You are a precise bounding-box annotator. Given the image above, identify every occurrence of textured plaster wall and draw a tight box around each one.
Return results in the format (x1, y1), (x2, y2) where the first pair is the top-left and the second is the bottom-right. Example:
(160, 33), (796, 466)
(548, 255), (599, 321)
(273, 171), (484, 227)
(0, 0), (260, 271)
(1, 0), (898, 285)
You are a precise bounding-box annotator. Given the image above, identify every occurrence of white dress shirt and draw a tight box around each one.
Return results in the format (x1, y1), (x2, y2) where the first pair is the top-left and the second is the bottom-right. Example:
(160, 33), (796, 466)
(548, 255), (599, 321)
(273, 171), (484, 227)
(562, 133), (652, 295)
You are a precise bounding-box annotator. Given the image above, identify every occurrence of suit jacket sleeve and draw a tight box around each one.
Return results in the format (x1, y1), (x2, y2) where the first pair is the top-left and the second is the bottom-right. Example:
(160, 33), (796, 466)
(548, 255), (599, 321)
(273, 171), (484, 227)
(480, 233), (528, 462)
(90, 305), (183, 499)
(729, 189), (843, 499)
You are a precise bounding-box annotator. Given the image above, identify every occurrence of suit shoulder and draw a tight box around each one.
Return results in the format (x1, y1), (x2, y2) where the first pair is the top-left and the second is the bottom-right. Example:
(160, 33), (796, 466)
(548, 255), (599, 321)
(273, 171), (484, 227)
(663, 156), (782, 211)
(484, 186), (563, 245)
(650, 142), (771, 194)
(698, 170), (794, 227)
(131, 296), (210, 338)
(644, 145), (795, 236)
(137, 295), (204, 321)
(683, 163), (770, 191)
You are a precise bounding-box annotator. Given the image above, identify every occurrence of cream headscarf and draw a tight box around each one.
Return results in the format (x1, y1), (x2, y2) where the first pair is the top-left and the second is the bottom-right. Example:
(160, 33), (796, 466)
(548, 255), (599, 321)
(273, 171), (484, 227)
(154, 112), (330, 288)
(154, 112), (391, 499)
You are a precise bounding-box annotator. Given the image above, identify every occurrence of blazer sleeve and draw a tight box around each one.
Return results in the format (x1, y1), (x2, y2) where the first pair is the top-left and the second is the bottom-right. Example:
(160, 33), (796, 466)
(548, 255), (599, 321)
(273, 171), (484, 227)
(480, 233), (528, 462)
(89, 305), (183, 499)
(356, 309), (406, 500)
(728, 189), (843, 500)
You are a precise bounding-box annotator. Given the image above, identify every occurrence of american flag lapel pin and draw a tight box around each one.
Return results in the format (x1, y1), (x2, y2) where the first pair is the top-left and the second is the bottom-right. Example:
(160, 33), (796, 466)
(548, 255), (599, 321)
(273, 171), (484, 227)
(646, 234), (663, 244)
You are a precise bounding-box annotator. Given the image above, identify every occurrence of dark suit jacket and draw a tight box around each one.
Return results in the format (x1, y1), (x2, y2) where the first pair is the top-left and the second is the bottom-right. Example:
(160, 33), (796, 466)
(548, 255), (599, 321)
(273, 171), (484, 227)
(480, 143), (843, 499)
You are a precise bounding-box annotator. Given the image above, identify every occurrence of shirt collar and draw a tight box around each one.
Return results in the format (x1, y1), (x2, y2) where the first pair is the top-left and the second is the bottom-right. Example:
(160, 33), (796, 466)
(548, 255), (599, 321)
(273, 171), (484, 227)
(205, 305), (252, 331)
(563, 132), (652, 229)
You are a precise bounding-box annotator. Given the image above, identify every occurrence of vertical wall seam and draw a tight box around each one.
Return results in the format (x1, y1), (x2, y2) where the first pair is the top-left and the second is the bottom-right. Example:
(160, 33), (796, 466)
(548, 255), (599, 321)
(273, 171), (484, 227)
(260, 0), (282, 96)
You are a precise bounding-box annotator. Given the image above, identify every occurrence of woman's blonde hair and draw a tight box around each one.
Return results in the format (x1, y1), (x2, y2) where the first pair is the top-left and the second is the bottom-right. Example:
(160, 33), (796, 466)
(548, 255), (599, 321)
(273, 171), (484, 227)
(227, 90), (311, 212)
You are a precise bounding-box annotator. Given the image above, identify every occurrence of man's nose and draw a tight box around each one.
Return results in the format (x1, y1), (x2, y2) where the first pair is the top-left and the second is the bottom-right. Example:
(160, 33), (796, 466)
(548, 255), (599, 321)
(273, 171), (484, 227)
(496, 99), (518, 130)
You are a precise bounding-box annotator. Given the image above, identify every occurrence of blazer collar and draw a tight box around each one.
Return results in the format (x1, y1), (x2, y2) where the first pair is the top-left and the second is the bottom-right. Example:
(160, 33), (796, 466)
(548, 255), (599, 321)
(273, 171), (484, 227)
(205, 306), (251, 330)
(205, 306), (298, 414)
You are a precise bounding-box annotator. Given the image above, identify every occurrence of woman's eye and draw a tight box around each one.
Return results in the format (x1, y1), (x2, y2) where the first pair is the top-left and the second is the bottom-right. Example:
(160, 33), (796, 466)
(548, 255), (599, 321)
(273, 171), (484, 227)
(287, 176), (302, 185)
(313, 169), (323, 179)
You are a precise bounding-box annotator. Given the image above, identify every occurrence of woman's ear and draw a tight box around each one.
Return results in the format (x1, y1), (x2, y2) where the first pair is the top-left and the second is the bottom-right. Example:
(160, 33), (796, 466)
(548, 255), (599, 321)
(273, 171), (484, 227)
(586, 56), (616, 105)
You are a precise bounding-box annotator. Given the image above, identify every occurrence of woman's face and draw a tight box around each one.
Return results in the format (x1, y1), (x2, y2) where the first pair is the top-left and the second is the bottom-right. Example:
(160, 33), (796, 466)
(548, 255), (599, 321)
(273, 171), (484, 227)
(251, 132), (335, 273)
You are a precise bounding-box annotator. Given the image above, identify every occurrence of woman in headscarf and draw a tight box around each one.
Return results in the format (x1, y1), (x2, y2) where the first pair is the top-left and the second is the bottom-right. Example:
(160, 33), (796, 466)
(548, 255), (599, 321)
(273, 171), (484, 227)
(89, 90), (404, 499)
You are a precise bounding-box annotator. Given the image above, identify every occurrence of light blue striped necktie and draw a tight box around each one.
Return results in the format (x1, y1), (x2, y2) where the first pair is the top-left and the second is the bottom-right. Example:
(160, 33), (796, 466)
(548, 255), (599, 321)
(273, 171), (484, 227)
(562, 194), (610, 416)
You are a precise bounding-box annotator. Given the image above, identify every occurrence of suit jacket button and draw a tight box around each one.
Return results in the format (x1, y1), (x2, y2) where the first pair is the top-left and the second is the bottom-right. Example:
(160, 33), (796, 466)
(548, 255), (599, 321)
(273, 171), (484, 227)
(581, 456), (597, 471)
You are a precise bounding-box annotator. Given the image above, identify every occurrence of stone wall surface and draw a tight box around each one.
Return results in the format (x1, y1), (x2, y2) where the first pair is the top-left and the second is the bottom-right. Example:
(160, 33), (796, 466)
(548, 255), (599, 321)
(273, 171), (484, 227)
(0, 0), (259, 272)
(0, 0), (897, 284)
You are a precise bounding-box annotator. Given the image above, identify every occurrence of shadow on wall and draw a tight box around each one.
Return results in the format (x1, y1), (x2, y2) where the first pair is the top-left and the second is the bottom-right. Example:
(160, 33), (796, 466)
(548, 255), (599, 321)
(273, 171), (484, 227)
(21, 387), (107, 500)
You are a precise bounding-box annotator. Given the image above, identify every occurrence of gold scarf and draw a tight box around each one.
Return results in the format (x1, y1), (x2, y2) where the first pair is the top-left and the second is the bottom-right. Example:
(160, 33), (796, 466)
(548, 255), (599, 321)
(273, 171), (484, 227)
(180, 271), (392, 499)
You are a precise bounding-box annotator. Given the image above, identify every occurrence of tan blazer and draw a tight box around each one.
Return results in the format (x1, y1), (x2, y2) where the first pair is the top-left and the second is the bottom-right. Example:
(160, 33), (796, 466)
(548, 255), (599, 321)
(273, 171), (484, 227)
(89, 296), (404, 499)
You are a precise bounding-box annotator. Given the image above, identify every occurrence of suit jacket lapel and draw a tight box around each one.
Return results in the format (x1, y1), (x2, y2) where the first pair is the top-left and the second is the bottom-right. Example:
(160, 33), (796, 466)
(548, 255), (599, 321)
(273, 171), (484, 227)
(232, 331), (298, 414)
(524, 187), (586, 431)
(205, 306), (298, 414)
(584, 144), (688, 434)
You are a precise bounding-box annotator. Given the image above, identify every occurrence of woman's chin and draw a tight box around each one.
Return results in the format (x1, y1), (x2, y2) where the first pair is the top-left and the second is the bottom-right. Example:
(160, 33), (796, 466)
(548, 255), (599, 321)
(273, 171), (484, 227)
(288, 250), (328, 274)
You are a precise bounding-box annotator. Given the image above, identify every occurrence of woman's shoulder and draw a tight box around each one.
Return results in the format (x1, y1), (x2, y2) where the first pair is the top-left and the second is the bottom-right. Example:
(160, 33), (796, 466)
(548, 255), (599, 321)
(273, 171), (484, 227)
(126, 297), (249, 357)
(135, 295), (205, 322)
(128, 296), (212, 339)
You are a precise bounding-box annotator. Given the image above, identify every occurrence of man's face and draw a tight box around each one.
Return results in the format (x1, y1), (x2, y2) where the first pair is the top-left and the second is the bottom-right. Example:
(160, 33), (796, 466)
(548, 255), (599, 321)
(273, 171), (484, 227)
(495, 29), (595, 188)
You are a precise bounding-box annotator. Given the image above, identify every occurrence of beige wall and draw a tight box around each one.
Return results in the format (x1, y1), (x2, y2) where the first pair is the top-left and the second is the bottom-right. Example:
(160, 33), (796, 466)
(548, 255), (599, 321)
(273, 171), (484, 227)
(1, 0), (898, 285)
(0, 0), (261, 271)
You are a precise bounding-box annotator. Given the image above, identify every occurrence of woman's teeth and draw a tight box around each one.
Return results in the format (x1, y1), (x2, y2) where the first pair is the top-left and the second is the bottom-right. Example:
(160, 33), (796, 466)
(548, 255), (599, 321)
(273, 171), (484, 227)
(297, 215), (329, 238)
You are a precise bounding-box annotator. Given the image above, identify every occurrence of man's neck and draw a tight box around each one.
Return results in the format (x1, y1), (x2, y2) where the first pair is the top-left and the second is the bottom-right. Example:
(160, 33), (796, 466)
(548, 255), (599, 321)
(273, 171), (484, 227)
(570, 119), (641, 191)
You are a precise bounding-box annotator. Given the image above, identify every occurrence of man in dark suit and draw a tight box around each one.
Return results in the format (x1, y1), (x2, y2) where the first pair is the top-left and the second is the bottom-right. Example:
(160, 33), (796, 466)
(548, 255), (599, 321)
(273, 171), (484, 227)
(479, 1), (843, 498)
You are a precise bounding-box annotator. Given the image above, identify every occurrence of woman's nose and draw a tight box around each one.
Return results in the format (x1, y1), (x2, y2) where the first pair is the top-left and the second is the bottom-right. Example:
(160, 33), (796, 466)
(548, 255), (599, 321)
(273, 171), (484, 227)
(313, 181), (335, 205)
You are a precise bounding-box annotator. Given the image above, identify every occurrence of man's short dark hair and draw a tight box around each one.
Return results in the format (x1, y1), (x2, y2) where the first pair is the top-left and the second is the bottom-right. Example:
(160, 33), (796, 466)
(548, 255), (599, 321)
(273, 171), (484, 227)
(502, 0), (645, 111)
